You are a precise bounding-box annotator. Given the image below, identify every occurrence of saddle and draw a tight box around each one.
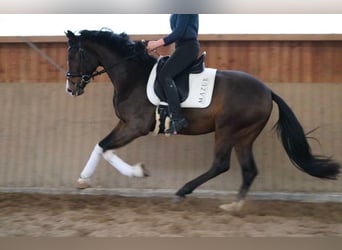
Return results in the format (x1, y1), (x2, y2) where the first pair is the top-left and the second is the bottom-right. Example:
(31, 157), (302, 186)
(154, 52), (206, 103)
(147, 52), (217, 135)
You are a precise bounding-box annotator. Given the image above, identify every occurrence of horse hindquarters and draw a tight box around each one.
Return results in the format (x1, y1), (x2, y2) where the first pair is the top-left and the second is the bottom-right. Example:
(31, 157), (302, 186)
(175, 71), (273, 201)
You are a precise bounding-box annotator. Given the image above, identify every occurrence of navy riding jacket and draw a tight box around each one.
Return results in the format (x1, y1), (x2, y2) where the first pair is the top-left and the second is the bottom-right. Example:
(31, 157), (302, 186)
(163, 14), (199, 47)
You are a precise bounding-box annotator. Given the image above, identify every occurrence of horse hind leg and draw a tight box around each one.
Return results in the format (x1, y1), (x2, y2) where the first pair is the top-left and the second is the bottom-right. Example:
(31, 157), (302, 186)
(219, 143), (258, 212)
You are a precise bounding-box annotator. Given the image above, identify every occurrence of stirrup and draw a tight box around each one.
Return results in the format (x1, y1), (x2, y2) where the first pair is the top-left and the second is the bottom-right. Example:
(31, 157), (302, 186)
(165, 118), (188, 135)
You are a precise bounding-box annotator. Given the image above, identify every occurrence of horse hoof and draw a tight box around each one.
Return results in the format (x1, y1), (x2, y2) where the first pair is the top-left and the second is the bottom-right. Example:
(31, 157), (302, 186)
(77, 177), (91, 189)
(219, 200), (245, 213)
(171, 195), (185, 204)
(141, 164), (150, 177)
(132, 163), (150, 177)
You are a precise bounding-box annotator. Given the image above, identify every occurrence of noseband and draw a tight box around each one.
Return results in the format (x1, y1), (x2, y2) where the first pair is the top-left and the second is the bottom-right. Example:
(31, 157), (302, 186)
(66, 70), (106, 95)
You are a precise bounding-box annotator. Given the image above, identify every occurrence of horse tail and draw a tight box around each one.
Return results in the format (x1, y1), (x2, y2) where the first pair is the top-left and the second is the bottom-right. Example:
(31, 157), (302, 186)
(271, 92), (340, 179)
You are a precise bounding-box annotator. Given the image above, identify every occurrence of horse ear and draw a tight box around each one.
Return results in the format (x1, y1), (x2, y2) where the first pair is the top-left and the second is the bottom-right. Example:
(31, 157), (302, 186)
(65, 30), (76, 41)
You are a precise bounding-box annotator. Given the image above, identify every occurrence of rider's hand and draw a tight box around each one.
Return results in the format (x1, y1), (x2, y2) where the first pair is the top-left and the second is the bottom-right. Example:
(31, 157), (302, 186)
(147, 39), (165, 51)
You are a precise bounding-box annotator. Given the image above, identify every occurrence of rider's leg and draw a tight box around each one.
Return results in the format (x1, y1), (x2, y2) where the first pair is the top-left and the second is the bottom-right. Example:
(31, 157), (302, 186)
(163, 77), (188, 134)
(158, 41), (199, 134)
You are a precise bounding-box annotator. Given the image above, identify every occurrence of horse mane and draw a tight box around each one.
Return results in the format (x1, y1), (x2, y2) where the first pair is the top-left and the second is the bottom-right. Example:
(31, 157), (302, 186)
(79, 29), (156, 67)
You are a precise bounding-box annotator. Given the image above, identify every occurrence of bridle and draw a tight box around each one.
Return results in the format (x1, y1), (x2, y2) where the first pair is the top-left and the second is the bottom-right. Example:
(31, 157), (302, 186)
(66, 42), (146, 96)
(66, 45), (109, 95)
(66, 69), (106, 96)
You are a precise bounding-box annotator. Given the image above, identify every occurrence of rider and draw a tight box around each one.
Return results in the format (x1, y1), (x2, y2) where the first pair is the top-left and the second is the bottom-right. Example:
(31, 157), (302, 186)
(147, 14), (200, 134)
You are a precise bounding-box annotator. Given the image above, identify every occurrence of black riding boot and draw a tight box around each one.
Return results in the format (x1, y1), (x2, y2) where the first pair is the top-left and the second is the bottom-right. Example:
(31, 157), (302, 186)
(163, 78), (188, 134)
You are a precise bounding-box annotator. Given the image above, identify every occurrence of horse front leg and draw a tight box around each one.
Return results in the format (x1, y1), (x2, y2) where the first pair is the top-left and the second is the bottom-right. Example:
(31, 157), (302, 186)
(77, 121), (150, 189)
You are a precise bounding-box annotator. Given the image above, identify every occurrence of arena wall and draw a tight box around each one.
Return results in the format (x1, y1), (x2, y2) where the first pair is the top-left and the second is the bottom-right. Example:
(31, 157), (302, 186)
(1, 34), (342, 83)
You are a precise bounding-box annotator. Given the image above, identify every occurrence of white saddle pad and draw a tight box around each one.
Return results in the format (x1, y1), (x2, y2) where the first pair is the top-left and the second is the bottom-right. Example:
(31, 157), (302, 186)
(146, 61), (217, 108)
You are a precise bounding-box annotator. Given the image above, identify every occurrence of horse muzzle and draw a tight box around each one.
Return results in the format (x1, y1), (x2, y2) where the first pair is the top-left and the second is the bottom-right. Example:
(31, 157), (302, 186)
(65, 79), (85, 96)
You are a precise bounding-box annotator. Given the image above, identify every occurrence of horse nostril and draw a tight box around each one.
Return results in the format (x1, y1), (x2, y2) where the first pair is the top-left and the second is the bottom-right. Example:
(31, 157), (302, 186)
(67, 88), (72, 93)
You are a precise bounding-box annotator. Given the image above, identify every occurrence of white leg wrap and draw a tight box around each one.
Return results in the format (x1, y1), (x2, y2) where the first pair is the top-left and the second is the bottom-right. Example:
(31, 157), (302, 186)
(80, 144), (103, 179)
(103, 150), (146, 177)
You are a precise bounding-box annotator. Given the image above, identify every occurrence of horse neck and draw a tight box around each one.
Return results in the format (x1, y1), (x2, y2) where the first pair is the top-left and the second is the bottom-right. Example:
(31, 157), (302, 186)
(87, 43), (153, 91)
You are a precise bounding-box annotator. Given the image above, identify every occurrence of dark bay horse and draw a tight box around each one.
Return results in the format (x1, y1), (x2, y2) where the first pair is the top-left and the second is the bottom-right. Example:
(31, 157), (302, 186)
(65, 30), (340, 211)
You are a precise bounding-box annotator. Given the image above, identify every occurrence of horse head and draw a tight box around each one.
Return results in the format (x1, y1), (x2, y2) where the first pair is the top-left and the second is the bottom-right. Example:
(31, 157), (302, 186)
(65, 30), (101, 96)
